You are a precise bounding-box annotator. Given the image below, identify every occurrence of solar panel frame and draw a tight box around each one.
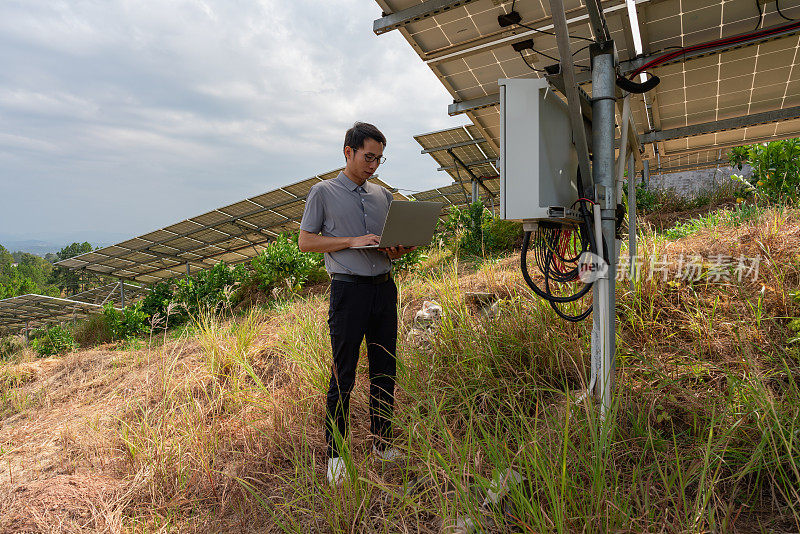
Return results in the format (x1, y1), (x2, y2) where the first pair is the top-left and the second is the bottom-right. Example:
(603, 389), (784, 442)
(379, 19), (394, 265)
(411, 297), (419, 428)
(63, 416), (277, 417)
(0, 294), (119, 334)
(57, 169), (406, 283)
(413, 125), (499, 191)
(410, 175), (501, 209)
(376, 0), (800, 175)
(70, 282), (150, 307)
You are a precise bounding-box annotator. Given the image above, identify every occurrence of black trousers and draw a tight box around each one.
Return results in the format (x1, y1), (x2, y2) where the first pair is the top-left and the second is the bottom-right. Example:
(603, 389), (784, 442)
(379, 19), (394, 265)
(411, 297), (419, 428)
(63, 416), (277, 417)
(325, 278), (398, 458)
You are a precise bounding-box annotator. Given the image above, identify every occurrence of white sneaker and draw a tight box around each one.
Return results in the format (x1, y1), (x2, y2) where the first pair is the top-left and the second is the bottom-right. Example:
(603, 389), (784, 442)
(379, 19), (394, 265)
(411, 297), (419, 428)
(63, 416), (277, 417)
(372, 444), (404, 462)
(327, 457), (347, 486)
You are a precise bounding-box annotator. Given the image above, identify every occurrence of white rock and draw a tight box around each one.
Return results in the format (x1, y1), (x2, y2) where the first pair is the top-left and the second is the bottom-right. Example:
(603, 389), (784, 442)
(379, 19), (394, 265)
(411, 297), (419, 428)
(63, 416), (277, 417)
(413, 300), (443, 328)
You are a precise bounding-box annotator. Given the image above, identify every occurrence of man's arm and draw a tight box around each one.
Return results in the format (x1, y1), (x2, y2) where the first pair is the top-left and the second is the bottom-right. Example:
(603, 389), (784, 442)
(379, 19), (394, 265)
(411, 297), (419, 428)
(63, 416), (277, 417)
(298, 230), (380, 253)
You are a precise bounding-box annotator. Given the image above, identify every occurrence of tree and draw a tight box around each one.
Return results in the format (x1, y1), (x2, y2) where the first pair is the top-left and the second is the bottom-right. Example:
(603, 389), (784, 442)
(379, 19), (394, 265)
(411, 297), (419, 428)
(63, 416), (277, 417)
(50, 242), (94, 294)
(728, 138), (800, 202)
(0, 245), (13, 273)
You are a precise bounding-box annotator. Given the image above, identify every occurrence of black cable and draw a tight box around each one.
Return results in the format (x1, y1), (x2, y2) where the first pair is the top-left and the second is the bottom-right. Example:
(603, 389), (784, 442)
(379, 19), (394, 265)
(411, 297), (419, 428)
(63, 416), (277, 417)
(777, 0), (797, 21)
(520, 46), (590, 72)
(520, 230), (592, 304)
(754, 0), (764, 31)
(546, 273), (593, 322)
(516, 21), (595, 43)
(530, 46), (560, 63)
(519, 50), (545, 72)
(572, 44), (591, 56)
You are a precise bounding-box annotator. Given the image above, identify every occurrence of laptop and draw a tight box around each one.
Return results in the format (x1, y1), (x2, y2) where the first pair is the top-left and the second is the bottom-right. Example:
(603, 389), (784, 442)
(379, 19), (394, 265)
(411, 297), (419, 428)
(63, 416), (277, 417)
(351, 200), (445, 249)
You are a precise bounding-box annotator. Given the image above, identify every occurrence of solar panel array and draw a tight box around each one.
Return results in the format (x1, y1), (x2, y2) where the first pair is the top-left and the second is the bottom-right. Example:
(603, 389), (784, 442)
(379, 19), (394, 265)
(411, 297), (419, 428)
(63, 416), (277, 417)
(412, 124), (500, 204)
(71, 282), (149, 307)
(374, 0), (800, 174)
(411, 175), (501, 207)
(57, 169), (406, 284)
(0, 294), (114, 335)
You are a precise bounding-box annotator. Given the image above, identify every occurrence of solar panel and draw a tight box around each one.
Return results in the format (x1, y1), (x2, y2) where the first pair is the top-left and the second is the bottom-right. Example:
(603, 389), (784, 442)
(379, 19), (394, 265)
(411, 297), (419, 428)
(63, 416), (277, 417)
(415, 124), (499, 180)
(414, 124), (499, 201)
(70, 282), (150, 307)
(411, 175), (501, 209)
(0, 294), (116, 335)
(56, 169), (406, 284)
(375, 0), (800, 174)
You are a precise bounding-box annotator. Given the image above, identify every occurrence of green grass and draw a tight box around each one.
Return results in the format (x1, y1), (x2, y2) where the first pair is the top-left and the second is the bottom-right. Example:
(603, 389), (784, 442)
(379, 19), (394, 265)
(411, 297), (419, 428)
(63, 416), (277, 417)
(3, 205), (799, 532)
(662, 202), (765, 240)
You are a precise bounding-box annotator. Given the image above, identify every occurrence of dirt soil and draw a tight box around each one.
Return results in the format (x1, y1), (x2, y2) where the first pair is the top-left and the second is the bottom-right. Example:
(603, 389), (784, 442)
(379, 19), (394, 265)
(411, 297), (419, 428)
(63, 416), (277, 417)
(0, 344), (199, 533)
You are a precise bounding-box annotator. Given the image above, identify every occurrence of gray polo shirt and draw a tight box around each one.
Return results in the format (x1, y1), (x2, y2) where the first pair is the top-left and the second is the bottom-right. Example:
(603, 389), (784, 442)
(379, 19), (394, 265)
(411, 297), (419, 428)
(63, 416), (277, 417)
(300, 172), (393, 276)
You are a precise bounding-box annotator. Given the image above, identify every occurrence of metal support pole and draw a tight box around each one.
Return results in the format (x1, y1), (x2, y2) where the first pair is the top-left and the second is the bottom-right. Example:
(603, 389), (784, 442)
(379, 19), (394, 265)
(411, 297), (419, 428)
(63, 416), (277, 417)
(186, 262), (190, 277)
(591, 43), (617, 417)
(471, 179), (479, 203)
(119, 280), (125, 308)
(548, 0), (593, 194)
(447, 148), (494, 198)
(642, 159), (650, 186)
(628, 154), (637, 293)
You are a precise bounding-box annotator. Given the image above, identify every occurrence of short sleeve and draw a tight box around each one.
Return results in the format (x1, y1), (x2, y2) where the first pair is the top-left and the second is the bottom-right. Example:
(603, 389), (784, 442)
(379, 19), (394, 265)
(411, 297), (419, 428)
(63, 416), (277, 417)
(300, 185), (324, 233)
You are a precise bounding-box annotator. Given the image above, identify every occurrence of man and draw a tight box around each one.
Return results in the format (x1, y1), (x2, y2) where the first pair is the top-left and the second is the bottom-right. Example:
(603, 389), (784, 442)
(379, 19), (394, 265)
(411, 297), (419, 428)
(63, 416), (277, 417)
(298, 122), (415, 485)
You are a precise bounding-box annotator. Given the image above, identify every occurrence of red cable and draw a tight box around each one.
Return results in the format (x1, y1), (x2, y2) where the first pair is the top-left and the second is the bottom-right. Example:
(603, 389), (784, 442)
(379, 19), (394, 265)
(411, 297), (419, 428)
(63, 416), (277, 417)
(629, 20), (800, 79)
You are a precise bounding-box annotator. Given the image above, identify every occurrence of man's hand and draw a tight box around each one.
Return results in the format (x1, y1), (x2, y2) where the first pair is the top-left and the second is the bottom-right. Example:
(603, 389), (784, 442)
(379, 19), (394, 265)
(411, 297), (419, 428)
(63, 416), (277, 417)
(350, 234), (381, 247)
(379, 245), (417, 260)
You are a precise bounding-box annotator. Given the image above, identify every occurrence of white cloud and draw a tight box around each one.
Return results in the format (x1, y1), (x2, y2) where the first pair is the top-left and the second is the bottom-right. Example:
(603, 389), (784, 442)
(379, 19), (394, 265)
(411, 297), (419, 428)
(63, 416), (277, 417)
(0, 0), (462, 241)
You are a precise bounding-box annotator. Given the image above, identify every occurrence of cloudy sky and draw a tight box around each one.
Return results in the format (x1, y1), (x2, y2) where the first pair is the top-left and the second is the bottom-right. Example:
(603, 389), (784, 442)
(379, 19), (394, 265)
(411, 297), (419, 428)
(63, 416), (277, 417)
(0, 0), (464, 246)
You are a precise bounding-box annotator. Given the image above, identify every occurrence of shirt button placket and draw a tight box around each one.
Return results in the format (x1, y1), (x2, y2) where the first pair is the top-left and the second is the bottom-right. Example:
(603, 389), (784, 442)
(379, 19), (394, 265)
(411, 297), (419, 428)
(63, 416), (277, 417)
(359, 188), (368, 233)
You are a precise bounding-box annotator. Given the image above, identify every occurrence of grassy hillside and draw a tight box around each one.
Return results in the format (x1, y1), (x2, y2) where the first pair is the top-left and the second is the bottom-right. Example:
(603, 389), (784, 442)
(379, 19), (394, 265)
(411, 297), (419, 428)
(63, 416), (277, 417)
(1, 204), (799, 533)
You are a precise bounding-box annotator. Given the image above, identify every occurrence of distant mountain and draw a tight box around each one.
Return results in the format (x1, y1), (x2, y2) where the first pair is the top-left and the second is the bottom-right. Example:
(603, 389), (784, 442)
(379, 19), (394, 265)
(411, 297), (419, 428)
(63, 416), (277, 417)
(0, 230), (127, 256)
(1, 239), (64, 257)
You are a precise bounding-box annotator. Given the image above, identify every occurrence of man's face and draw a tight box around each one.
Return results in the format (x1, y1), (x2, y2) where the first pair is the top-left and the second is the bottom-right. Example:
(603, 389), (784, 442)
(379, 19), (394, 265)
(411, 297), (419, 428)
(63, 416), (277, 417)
(345, 138), (384, 184)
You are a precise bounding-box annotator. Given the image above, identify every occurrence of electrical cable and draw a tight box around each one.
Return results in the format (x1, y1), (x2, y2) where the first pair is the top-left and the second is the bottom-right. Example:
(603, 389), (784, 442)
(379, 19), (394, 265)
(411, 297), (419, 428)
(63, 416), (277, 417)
(519, 50), (546, 72)
(519, 45), (590, 72)
(628, 18), (800, 79)
(527, 46), (561, 63)
(515, 21), (595, 43)
(777, 0), (797, 21)
(572, 44), (591, 56)
(511, 19), (591, 73)
(519, 169), (598, 322)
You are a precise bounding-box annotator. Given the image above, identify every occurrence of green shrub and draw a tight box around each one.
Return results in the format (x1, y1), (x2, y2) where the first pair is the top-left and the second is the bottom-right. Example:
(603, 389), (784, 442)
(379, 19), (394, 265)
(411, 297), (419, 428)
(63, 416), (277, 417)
(103, 302), (149, 340)
(624, 182), (658, 213)
(29, 325), (75, 357)
(0, 336), (25, 360)
(140, 281), (179, 328)
(392, 247), (427, 274)
(435, 202), (522, 256)
(728, 138), (800, 202)
(482, 217), (523, 253)
(173, 261), (248, 318)
(250, 234), (324, 295)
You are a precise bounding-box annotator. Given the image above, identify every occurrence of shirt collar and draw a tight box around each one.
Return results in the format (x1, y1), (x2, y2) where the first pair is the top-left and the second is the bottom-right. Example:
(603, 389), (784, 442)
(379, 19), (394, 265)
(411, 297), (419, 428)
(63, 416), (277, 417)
(335, 171), (366, 192)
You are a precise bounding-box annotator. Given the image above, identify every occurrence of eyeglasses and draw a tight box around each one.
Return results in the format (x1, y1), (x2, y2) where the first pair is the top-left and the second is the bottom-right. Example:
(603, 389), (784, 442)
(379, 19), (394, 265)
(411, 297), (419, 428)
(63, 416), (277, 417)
(355, 149), (386, 165)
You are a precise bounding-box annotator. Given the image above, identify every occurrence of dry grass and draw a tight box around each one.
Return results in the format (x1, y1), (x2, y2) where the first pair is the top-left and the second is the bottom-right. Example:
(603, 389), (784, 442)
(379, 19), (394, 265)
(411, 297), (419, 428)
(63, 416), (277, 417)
(1, 205), (799, 532)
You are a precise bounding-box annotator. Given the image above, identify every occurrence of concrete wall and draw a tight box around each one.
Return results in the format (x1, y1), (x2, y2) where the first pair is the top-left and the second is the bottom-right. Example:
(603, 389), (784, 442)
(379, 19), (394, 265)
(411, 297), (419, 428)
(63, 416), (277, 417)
(642, 164), (753, 197)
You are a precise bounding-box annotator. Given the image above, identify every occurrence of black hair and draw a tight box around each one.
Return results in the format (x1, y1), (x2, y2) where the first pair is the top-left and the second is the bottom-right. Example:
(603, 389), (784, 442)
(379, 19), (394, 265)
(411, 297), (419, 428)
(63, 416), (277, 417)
(343, 122), (386, 158)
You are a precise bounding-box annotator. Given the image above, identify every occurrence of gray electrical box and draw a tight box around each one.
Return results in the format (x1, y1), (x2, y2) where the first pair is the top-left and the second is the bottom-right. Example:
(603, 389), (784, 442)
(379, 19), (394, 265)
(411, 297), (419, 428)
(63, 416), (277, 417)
(499, 78), (579, 223)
